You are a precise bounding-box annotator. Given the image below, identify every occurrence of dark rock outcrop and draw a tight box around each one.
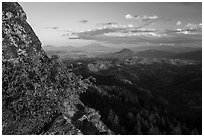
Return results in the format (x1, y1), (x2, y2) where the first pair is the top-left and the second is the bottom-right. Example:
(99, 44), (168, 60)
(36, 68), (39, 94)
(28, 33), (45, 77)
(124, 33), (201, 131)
(2, 2), (112, 135)
(2, 2), (46, 61)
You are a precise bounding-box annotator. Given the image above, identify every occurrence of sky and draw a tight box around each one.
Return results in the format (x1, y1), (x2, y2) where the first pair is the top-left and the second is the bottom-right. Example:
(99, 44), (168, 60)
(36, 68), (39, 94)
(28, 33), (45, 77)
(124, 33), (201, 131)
(20, 2), (202, 48)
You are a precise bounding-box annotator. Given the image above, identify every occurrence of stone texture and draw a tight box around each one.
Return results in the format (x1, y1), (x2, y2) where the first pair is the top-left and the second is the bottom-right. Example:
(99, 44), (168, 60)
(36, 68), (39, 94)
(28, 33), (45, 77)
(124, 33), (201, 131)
(2, 2), (113, 135)
(2, 2), (46, 61)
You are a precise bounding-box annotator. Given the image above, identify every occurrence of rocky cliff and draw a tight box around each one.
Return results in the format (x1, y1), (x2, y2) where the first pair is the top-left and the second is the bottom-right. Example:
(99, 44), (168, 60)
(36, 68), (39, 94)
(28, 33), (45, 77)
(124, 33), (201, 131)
(2, 2), (112, 135)
(2, 2), (46, 61)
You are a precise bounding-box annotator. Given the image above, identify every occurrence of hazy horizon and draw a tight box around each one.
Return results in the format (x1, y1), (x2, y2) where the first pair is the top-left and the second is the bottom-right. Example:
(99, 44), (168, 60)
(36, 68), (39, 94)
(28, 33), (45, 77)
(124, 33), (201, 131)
(20, 2), (202, 48)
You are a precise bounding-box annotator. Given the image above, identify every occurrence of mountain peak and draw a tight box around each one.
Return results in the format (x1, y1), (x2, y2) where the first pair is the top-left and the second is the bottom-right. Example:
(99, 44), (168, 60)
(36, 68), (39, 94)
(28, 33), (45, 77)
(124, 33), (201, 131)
(116, 48), (133, 54)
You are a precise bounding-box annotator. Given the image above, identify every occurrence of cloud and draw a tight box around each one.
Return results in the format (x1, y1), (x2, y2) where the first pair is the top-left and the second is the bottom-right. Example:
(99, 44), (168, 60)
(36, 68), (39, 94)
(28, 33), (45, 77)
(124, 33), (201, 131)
(64, 21), (201, 46)
(97, 22), (117, 26)
(45, 27), (74, 32)
(185, 23), (202, 31)
(125, 14), (159, 21)
(125, 14), (133, 19)
(78, 19), (88, 23)
(130, 28), (156, 33)
(45, 26), (59, 29)
(69, 24), (202, 45)
(69, 37), (80, 39)
(166, 23), (202, 36)
(138, 15), (159, 21)
(52, 27), (59, 29)
(173, 23), (202, 35)
(125, 14), (163, 27)
(67, 24), (142, 39)
(62, 33), (72, 37)
(176, 21), (182, 26)
(128, 24), (133, 28)
(71, 31), (200, 45)
(69, 27), (120, 39)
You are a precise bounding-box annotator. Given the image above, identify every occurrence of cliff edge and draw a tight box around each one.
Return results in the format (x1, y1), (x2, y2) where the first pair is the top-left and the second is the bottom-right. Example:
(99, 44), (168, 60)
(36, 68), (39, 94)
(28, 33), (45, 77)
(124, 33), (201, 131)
(2, 2), (112, 135)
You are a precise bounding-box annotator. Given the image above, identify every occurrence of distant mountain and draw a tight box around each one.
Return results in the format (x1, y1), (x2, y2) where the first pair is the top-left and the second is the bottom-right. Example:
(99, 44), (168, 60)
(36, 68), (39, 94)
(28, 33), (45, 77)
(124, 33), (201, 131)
(43, 44), (202, 61)
(99, 48), (202, 61)
(170, 50), (202, 61)
(100, 48), (135, 58)
(130, 49), (202, 61)
(116, 48), (134, 54)
(130, 46), (201, 53)
(135, 50), (175, 59)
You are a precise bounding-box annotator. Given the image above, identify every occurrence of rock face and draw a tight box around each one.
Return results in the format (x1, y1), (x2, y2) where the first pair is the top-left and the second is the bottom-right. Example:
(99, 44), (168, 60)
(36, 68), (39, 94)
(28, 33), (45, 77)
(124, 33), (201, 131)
(2, 2), (112, 135)
(2, 2), (46, 61)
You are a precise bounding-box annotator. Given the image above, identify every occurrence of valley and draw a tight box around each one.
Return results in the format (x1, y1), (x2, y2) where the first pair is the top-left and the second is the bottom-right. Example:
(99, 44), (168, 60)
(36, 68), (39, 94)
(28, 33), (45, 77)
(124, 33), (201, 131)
(49, 48), (202, 134)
